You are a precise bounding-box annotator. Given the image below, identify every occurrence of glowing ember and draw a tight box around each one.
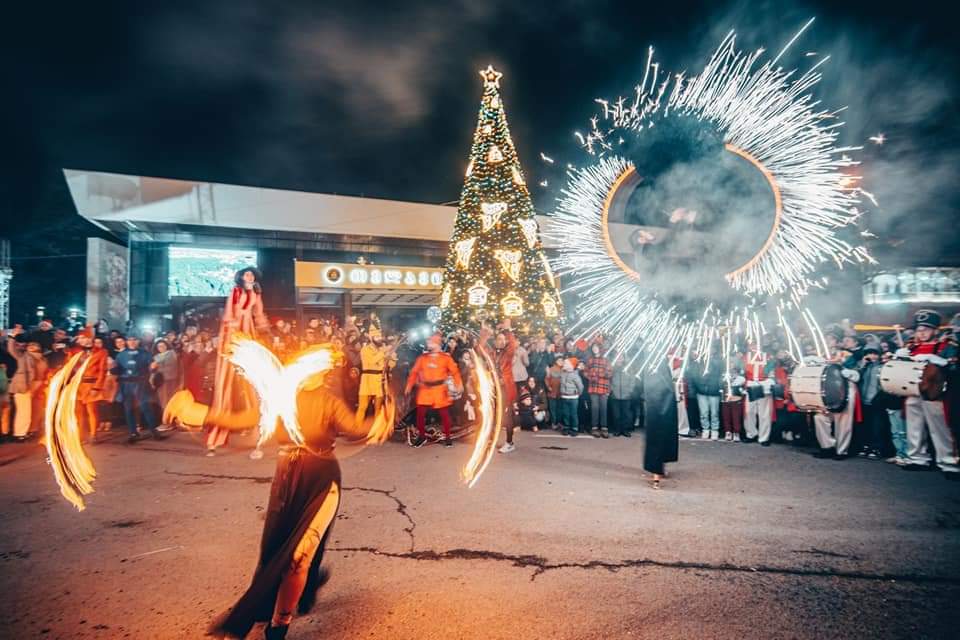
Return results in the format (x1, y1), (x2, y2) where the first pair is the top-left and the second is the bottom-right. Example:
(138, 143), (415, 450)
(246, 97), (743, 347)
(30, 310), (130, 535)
(45, 353), (97, 511)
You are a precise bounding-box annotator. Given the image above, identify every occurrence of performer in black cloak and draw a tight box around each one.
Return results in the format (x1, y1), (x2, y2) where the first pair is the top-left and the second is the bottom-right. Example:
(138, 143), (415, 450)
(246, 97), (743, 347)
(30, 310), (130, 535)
(642, 356), (679, 489)
(164, 370), (394, 639)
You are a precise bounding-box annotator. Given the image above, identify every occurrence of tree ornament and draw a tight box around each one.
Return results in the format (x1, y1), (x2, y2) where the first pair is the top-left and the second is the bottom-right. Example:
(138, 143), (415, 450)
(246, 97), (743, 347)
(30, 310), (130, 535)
(501, 292), (524, 317)
(482, 123), (493, 135)
(465, 159), (473, 177)
(455, 237), (477, 269)
(511, 165), (525, 186)
(487, 144), (504, 163)
(494, 249), (523, 281)
(518, 218), (539, 249)
(468, 280), (490, 306)
(480, 202), (507, 231)
(440, 285), (451, 308)
(490, 95), (500, 109)
(542, 293), (559, 318)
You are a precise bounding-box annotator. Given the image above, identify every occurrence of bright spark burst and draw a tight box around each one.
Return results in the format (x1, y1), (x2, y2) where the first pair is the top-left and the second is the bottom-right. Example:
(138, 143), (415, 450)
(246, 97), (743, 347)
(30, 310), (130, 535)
(869, 133), (886, 145)
(545, 25), (873, 372)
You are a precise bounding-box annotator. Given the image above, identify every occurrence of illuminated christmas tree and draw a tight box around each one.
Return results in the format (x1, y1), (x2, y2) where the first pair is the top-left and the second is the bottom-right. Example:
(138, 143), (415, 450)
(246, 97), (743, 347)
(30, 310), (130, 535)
(440, 66), (562, 332)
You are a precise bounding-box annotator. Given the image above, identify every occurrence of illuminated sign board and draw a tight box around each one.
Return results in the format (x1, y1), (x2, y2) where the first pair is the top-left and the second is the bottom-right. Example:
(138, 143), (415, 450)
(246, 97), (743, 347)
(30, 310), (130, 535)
(296, 261), (444, 290)
(864, 268), (960, 305)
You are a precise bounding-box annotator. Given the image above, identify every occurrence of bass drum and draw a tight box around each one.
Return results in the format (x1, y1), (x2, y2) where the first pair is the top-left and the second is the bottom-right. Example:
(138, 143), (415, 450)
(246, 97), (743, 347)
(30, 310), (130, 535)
(881, 360), (946, 401)
(790, 364), (848, 412)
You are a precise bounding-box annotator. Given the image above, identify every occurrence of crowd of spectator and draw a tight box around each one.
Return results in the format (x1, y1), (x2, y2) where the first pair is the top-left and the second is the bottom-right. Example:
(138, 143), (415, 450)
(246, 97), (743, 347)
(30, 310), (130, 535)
(2, 312), (959, 473)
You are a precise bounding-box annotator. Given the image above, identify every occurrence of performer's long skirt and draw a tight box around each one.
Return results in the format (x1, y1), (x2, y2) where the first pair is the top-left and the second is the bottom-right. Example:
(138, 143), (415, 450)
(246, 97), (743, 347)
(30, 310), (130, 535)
(212, 450), (341, 638)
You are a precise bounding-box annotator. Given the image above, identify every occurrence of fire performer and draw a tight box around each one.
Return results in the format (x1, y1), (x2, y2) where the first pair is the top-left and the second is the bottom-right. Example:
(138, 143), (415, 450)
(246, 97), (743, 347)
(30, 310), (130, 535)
(405, 333), (462, 448)
(896, 309), (959, 477)
(163, 356), (394, 639)
(643, 354), (680, 490)
(206, 266), (270, 457)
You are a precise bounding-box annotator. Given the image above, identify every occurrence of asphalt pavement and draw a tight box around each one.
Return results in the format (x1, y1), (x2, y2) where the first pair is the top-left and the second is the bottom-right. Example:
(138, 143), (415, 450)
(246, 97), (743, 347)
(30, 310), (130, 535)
(1, 428), (958, 640)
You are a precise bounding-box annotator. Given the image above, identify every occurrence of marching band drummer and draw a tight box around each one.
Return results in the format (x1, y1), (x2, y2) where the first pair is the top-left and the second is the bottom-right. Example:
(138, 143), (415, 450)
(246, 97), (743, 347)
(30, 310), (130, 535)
(895, 309), (959, 479)
(811, 339), (861, 460)
(742, 341), (775, 445)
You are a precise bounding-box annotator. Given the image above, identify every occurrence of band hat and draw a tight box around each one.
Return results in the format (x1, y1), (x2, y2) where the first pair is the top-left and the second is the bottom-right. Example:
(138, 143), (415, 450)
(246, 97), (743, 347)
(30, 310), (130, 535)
(913, 309), (942, 330)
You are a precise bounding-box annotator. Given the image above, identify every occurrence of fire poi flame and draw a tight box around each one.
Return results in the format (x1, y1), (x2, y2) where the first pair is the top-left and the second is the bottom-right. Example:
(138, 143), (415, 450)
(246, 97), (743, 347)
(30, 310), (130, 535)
(45, 353), (97, 511)
(460, 346), (503, 488)
(227, 336), (339, 447)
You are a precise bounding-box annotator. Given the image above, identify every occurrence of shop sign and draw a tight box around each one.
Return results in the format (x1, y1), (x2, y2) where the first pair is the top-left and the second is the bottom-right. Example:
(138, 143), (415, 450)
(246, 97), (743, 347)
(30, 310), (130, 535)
(296, 261), (444, 290)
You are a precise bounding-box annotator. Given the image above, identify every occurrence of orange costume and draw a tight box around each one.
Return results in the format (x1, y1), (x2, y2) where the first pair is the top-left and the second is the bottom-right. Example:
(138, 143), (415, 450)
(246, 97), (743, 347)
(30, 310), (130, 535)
(405, 351), (462, 409)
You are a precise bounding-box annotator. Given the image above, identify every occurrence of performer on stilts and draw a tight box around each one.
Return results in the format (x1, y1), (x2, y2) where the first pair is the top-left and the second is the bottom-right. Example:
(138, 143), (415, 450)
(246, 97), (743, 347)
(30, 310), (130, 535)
(164, 358), (394, 639)
(206, 267), (269, 458)
(895, 309), (959, 478)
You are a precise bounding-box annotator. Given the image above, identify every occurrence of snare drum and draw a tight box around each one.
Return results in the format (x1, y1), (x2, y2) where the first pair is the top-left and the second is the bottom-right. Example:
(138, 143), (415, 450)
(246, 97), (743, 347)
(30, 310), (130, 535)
(880, 360), (946, 401)
(790, 364), (848, 412)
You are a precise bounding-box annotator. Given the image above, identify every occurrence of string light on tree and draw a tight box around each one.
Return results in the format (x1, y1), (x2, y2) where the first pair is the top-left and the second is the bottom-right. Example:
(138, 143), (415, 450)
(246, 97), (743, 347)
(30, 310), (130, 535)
(440, 66), (562, 332)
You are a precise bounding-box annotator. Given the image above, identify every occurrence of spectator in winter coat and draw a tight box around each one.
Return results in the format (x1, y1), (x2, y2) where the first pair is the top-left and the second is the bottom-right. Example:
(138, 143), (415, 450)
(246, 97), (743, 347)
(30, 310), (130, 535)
(527, 339), (552, 387)
(857, 344), (891, 459)
(585, 343), (613, 437)
(545, 355), (564, 429)
(511, 342), (529, 395)
(559, 358), (585, 436)
(609, 363), (637, 436)
(687, 354), (723, 440)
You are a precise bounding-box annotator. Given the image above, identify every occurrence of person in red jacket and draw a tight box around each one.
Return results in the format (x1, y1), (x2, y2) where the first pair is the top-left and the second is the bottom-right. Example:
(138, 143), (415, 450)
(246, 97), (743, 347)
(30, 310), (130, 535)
(480, 319), (519, 453)
(405, 334), (462, 448)
(77, 333), (109, 443)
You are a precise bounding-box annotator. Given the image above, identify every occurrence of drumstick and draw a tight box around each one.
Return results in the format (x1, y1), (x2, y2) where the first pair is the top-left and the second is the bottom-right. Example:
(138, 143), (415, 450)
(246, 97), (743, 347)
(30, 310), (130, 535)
(894, 324), (904, 348)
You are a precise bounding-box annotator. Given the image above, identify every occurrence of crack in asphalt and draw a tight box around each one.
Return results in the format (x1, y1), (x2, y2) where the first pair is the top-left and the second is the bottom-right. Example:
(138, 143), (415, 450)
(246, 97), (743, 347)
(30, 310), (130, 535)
(327, 546), (960, 585)
(164, 470), (273, 484)
(341, 486), (417, 552)
(163, 471), (418, 552)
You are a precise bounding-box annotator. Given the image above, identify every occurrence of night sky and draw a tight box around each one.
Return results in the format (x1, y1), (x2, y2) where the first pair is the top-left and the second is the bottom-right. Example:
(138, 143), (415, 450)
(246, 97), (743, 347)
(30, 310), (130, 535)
(4, 0), (958, 324)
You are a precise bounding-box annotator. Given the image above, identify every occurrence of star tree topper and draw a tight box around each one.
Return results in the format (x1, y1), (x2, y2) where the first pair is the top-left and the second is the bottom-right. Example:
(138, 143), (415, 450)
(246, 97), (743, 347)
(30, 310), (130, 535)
(479, 65), (503, 88)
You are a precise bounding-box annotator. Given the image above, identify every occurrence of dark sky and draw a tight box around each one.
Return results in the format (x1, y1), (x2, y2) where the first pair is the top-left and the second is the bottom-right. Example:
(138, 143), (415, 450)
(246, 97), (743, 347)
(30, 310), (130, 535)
(4, 0), (958, 324)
